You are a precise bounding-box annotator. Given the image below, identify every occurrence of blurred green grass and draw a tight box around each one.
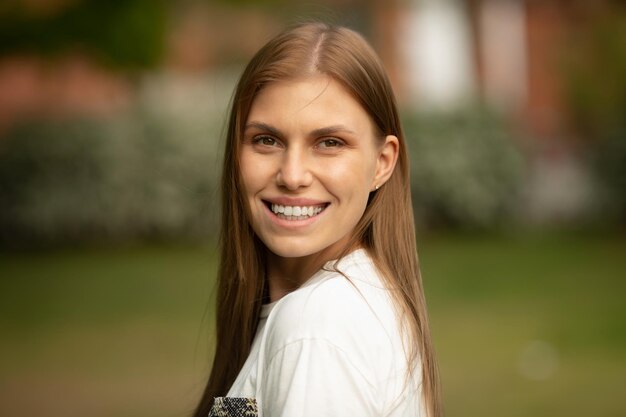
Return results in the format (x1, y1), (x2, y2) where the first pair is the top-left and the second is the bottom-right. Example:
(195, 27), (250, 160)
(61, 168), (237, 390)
(0, 233), (624, 417)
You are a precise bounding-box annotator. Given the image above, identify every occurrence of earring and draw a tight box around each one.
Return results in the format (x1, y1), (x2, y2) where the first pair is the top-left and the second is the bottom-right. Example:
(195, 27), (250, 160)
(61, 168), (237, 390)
(375, 184), (380, 190)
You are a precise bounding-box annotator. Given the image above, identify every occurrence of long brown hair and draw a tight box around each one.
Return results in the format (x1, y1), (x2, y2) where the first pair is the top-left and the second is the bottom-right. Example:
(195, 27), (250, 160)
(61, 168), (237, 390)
(194, 22), (441, 417)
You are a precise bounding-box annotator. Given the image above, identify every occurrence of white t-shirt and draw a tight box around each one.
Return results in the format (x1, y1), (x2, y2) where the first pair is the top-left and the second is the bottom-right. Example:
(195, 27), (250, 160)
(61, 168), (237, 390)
(214, 248), (426, 417)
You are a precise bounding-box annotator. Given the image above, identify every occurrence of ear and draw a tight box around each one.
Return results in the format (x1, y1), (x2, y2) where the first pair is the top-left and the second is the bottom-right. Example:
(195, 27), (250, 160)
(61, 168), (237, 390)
(371, 135), (399, 191)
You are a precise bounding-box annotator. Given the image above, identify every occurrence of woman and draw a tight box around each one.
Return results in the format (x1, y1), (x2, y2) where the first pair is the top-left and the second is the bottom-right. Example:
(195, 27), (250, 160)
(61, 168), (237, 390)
(194, 22), (441, 417)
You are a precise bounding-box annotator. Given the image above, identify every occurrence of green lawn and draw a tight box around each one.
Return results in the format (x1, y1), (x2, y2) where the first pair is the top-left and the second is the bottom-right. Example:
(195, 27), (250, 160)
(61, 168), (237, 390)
(0, 233), (624, 417)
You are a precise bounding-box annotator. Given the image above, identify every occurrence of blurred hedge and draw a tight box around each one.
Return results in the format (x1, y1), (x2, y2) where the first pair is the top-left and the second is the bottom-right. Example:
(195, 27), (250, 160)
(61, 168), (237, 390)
(591, 128), (626, 224)
(0, 111), (222, 247)
(403, 110), (525, 229)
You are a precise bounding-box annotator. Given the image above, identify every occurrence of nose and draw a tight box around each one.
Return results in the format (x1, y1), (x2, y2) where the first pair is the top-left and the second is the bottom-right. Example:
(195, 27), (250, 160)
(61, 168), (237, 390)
(276, 147), (313, 190)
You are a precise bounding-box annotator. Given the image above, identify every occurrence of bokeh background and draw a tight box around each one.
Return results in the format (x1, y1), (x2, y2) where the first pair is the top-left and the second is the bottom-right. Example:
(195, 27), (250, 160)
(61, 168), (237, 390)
(0, 0), (624, 416)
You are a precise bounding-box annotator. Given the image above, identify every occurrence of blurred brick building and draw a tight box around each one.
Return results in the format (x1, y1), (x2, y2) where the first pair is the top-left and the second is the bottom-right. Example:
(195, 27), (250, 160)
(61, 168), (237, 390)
(374, 0), (616, 142)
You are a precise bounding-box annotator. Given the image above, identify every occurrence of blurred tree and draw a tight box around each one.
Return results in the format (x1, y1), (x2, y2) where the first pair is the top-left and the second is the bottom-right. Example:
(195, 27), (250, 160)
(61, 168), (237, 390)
(560, 3), (626, 224)
(0, 0), (167, 69)
(561, 3), (626, 141)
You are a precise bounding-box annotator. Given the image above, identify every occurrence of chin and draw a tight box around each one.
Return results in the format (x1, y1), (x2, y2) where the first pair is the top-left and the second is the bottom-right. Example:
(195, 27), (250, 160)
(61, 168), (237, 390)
(260, 235), (325, 259)
(262, 232), (350, 260)
(265, 244), (319, 259)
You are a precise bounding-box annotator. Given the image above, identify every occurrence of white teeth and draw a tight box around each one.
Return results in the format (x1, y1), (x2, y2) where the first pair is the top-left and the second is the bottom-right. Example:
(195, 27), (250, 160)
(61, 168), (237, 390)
(269, 203), (326, 219)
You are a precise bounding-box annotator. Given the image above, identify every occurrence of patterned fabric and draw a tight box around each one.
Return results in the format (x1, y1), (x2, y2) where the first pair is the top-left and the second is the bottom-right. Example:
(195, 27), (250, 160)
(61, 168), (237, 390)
(208, 397), (258, 417)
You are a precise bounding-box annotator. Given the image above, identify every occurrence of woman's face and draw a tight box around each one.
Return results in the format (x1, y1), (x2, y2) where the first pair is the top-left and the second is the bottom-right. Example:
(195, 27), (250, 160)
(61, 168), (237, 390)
(240, 75), (396, 261)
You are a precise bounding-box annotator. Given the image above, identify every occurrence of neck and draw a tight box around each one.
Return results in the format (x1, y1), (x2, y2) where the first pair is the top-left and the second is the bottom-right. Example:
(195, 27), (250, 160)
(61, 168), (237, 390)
(265, 238), (360, 302)
(266, 252), (325, 302)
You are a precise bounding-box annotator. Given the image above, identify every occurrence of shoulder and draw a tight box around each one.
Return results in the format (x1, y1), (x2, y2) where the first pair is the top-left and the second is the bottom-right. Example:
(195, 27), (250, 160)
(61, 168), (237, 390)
(263, 249), (402, 371)
(268, 249), (391, 336)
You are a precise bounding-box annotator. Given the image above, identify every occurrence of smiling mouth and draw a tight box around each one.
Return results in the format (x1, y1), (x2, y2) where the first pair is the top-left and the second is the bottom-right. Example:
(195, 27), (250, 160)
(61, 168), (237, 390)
(263, 201), (329, 221)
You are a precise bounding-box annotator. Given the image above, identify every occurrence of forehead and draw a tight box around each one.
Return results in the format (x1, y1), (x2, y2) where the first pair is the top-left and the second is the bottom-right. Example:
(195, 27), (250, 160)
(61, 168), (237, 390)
(246, 75), (375, 134)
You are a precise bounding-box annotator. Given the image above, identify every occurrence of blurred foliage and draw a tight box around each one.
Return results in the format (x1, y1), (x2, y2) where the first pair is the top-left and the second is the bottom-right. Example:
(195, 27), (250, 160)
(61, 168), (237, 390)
(0, 109), (221, 247)
(403, 109), (525, 229)
(0, 0), (167, 69)
(560, 7), (626, 224)
(591, 129), (626, 224)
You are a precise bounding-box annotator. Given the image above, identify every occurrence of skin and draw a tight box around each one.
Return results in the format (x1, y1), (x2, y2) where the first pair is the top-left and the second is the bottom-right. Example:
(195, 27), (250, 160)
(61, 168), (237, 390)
(240, 75), (399, 302)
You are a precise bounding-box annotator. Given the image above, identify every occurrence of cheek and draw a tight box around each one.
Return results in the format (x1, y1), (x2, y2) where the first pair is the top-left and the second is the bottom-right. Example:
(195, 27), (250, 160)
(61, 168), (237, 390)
(239, 151), (268, 195)
(240, 167), (256, 195)
(320, 155), (375, 199)
(324, 151), (373, 177)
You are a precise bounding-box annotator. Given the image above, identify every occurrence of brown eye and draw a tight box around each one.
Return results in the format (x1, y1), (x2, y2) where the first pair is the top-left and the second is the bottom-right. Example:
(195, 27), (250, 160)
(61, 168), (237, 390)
(254, 135), (278, 146)
(318, 138), (343, 149)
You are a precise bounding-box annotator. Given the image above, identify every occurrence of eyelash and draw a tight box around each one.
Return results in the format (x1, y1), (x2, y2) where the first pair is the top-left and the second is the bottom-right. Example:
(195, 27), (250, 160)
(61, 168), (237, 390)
(251, 135), (279, 147)
(317, 138), (344, 149)
(250, 136), (345, 150)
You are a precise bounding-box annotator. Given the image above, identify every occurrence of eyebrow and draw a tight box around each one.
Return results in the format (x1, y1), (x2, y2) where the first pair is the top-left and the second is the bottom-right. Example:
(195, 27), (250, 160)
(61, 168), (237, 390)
(244, 121), (355, 138)
(244, 122), (282, 137)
